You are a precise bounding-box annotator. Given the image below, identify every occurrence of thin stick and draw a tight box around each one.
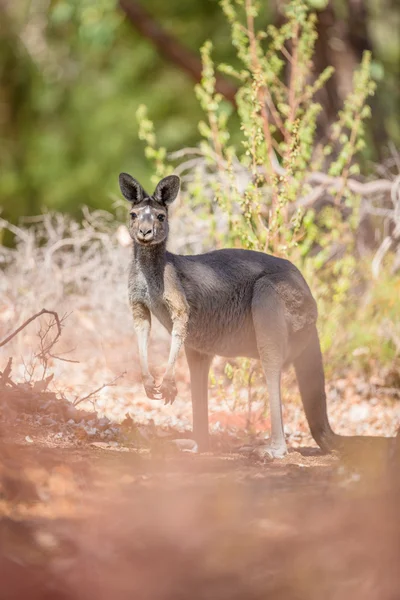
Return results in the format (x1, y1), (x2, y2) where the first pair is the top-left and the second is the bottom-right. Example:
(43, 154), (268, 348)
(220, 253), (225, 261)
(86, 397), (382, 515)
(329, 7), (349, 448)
(73, 372), (127, 407)
(49, 352), (80, 364)
(0, 309), (62, 348)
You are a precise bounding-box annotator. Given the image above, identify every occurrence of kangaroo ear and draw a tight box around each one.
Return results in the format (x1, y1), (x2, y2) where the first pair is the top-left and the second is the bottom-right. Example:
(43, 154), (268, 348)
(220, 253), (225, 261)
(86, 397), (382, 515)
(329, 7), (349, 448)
(153, 175), (180, 206)
(119, 173), (146, 204)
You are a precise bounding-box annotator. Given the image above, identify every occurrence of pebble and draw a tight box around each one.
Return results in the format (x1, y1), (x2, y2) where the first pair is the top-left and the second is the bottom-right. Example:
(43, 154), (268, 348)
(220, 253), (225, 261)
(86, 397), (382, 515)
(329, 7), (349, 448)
(348, 403), (370, 423)
(85, 427), (98, 437)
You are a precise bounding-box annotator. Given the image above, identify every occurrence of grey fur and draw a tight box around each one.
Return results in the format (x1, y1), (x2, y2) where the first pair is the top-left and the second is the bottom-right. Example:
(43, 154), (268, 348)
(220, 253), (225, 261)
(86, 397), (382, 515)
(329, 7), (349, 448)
(120, 173), (389, 458)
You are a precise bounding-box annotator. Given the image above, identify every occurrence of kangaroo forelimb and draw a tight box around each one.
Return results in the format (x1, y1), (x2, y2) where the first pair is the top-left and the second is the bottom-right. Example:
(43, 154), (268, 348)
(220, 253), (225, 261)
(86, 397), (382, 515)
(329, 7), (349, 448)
(160, 274), (189, 403)
(131, 302), (159, 399)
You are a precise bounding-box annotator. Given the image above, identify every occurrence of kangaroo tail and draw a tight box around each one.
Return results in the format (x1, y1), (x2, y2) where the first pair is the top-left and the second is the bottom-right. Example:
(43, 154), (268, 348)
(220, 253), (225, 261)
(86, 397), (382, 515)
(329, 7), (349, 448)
(293, 325), (392, 456)
(293, 325), (338, 452)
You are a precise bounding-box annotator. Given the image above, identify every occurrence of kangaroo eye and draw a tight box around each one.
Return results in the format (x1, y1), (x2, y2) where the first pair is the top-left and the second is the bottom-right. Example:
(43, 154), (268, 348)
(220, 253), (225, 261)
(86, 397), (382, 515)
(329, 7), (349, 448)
(130, 212), (137, 220)
(157, 214), (165, 222)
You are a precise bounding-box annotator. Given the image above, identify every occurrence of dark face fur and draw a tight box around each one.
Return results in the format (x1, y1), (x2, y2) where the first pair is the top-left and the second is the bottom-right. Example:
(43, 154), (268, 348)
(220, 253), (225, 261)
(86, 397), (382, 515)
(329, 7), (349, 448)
(119, 173), (180, 246)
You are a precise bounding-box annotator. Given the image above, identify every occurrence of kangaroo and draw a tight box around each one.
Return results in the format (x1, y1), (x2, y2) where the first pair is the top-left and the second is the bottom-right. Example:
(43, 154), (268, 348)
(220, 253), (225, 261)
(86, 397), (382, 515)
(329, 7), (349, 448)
(119, 172), (390, 458)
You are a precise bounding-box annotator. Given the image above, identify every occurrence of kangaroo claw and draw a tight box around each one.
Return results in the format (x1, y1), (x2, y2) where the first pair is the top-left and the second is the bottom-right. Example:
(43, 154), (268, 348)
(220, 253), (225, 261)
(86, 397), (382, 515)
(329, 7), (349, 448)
(158, 378), (178, 405)
(143, 376), (162, 400)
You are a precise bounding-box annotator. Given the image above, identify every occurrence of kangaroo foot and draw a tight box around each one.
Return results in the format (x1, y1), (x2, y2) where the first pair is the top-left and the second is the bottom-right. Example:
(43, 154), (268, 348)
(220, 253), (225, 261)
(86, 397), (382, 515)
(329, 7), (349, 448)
(158, 378), (178, 405)
(253, 440), (287, 461)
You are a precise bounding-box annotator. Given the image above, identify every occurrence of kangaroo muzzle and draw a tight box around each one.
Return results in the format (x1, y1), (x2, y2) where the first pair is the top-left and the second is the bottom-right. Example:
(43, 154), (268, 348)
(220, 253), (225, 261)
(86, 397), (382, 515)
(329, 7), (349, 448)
(137, 219), (154, 242)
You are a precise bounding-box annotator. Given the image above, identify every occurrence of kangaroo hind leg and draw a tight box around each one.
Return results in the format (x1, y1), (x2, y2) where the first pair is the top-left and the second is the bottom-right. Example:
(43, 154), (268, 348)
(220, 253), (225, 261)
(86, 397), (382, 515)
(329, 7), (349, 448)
(185, 346), (213, 452)
(252, 278), (288, 459)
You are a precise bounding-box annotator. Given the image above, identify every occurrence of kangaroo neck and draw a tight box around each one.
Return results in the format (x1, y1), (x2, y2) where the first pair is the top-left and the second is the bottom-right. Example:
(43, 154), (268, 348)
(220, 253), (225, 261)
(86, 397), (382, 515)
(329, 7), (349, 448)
(133, 240), (168, 282)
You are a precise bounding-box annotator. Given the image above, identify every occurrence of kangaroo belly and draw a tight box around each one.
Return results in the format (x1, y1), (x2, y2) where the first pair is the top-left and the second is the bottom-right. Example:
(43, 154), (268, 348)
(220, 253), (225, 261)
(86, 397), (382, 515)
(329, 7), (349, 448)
(185, 310), (259, 358)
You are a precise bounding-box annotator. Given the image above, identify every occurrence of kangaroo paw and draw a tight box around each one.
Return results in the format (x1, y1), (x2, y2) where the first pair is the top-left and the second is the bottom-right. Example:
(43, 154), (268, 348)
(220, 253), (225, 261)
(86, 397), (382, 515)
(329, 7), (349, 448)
(143, 376), (162, 400)
(159, 378), (178, 405)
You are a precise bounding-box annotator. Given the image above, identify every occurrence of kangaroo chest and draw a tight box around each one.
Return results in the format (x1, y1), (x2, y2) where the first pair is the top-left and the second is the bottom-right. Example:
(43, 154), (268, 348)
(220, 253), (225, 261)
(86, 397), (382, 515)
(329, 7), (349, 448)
(149, 292), (173, 332)
(130, 267), (175, 333)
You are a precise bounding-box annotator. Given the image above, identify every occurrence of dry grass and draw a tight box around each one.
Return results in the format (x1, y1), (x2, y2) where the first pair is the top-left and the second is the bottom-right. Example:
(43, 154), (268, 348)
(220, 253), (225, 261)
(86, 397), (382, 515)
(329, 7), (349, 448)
(0, 208), (211, 428)
(0, 209), (398, 442)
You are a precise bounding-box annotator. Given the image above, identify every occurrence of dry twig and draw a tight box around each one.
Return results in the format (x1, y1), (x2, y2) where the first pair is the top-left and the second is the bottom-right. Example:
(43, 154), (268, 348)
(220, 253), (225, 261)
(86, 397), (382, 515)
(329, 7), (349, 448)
(0, 309), (62, 348)
(73, 372), (127, 407)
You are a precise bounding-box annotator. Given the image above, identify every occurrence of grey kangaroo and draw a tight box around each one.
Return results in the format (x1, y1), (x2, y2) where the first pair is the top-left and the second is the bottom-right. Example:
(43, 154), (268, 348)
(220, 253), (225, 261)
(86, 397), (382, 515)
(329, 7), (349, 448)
(119, 172), (385, 458)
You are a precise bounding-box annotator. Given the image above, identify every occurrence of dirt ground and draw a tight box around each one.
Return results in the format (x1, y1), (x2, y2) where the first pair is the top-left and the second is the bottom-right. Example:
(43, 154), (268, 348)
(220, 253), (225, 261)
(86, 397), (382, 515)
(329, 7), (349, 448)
(1, 406), (400, 600)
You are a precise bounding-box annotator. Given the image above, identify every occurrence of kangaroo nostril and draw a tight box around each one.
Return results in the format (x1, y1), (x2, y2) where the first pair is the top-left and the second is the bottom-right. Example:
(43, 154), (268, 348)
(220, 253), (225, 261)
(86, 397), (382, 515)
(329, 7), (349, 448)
(139, 228), (152, 237)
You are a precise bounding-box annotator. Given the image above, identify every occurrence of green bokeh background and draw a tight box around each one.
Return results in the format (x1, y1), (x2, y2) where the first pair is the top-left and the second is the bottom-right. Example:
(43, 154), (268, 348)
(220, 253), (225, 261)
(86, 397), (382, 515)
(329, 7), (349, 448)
(0, 0), (399, 225)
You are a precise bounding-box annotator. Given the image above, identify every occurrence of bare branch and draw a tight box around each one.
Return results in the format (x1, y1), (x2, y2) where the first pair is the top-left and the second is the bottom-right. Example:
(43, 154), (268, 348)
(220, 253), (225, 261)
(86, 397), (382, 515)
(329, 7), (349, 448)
(118, 0), (237, 105)
(0, 217), (31, 243)
(49, 347), (80, 364)
(0, 309), (62, 348)
(372, 236), (394, 279)
(305, 173), (393, 197)
(371, 175), (400, 278)
(73, 372), (127, 407)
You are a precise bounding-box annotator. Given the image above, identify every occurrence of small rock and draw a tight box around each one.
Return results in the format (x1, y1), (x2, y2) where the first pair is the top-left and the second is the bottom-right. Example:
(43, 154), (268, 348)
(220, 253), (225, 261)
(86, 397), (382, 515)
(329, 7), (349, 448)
(170, 439), (199, 453)
(35, 531), (58, 551)
(90, 442), (125, 451)
(85, 427), (98, 437)
(348, 403), (370, 423)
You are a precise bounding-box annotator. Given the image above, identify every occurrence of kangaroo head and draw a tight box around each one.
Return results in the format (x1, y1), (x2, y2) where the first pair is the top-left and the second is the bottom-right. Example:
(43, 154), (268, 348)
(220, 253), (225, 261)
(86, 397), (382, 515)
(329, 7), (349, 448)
(119, 173), (180, 246)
